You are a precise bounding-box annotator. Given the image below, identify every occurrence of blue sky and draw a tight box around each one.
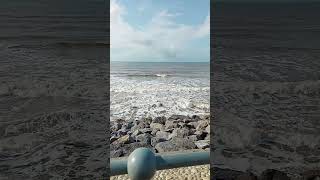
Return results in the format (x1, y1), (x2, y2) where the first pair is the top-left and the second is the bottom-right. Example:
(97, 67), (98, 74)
(111, 0), (210, 62)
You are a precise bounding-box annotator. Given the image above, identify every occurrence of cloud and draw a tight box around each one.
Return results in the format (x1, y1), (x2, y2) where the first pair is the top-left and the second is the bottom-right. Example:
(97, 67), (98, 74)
(110, 0), (210, 61)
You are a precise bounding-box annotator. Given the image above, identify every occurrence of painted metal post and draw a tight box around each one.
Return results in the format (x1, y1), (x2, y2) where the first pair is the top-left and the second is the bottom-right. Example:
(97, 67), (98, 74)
(110, 148), (210, 180)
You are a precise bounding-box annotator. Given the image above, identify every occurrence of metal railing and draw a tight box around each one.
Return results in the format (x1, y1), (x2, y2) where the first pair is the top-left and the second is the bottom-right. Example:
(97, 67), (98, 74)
(110, 148), (210, 180)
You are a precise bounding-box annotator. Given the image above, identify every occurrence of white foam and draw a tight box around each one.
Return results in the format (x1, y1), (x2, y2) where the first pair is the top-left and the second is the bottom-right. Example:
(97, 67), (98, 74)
(110, 76), (209, 121)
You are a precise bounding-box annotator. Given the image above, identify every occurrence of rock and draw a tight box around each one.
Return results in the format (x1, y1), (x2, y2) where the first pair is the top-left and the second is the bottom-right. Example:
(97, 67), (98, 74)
(112, 135), (134, 145)
(155, 137), (196, 153)
(131, 121), (150, 132)
(110, 135), (119, 143)
(195, 140), (210, 149)
(177, 122), (187, 128)
(153, 116), (166, 124)
(132, 130), (141, 137)
(187, 135), (199, 142)
(151, 129), (159, 136)
(140, 128), (152, 134)
(150, 123), (164, 131)
(151, 137), (167, 147)
(196, 120), (209, 131)
(135, 133), (152, 144)
(110, 122), (122, 132)
(168, 115), (188, 121)
(191, 115), (202, 121)
(169, 128), (190, 139)
(187, 122), (199, 129)
(143, 117), (153, 124)
(194, 130), (208, 140)
(156, 131), (170, 140)
(110, 149), (123, 158)
(259, 169), (290, 180)
(165, 120), (178, 129)
(205, 125), (210, 134)
(118, 128), (129, 136)
(122, 142), (155, 157)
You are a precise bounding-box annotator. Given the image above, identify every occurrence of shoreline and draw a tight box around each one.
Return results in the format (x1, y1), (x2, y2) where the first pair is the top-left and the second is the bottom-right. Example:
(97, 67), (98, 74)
(110, 114), (210, 158)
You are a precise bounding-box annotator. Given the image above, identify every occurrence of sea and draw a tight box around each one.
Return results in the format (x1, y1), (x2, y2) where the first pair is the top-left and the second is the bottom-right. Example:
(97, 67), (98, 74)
(110, 61), (210, 121)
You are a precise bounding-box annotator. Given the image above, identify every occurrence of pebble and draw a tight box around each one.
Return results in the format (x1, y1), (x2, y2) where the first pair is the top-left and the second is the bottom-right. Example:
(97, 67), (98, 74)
(110, 165), (210, 180)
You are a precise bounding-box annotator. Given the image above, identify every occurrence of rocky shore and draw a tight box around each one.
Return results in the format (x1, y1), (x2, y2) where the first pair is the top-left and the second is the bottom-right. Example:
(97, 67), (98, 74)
(110, 115), (210, 158)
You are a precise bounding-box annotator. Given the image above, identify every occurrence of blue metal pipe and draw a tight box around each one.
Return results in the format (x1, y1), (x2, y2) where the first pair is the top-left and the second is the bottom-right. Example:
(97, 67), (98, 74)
(110, 158), (127, 176)
(156, 151), (210, 170)
(110, 148), (210, 179)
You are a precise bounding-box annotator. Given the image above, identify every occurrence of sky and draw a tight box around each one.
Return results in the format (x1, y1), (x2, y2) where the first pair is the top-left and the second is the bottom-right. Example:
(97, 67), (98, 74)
(110, 0), (210, 62)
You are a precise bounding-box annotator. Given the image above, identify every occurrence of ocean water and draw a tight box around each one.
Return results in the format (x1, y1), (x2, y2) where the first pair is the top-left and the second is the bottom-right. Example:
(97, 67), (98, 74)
(110, 62), (210, 121)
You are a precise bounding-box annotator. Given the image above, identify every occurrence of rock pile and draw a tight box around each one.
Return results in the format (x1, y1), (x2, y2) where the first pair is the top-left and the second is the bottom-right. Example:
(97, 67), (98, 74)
(110, 115), (210, 157)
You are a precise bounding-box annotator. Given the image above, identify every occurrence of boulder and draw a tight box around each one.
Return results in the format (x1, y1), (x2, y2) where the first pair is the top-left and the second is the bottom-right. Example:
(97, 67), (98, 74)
(155, 137), (196, 153)
(194, 130), (207, 140)
(151, 137), (167, 147)
(140, 128), (152, 134)
(187, 135), (199, 142)
(165, 120), (178, 129)
(112, 135), (134, 145)
(150, 123), (164, 131)
(168, 115), (188, 121)
(196, 120), (209, 131)
(169, 128), (190, 139)
(153, 116), (166, 124)
(195, 140), (210, 149)
(156, 131), (170, 140)
(135, 133), (152, 144)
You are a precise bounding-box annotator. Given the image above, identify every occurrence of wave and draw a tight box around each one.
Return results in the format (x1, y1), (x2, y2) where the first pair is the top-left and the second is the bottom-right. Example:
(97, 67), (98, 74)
(126, 73), (170, 78)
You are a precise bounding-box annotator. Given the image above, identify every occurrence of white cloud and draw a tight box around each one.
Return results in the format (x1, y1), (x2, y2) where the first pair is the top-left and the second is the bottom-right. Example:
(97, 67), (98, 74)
(110, 0), (210, 61)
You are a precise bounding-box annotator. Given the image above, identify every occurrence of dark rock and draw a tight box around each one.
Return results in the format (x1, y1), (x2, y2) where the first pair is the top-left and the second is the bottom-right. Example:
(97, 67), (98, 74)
(196, 120), (209, 131)
(131, 123), (147, 132)
(140, 128), (152, 134)
(150, 123), (164, 131)
(110, 135), (119, 143)
(153, 116), (166, 124)
(165, 120), (178, 129)
(191, 115), (202, 121)
(110, 149), (123, 158)
(135, 133), (152, 144)
(187, 122), (199, 129)
(187, 135), (198, 142)
(112, 135), (134, 145)
(132, 130), (141, 137)
(177, 122), (187, 128)
(151, 129), (159, 136)
(168, 115), (188, 121)
(118, 128), (129, 136)
(194, 130), (208, 140)
(169, 128), (190, 139)
(155, 137), (196, 153)
(205, 125), (210, 134)
(151, 137), (167, 147)
(111, 122), (122, 132)
(156, 131), (170, 140)
(195, 140), (210, 149)
(122, 142), (155, 157)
